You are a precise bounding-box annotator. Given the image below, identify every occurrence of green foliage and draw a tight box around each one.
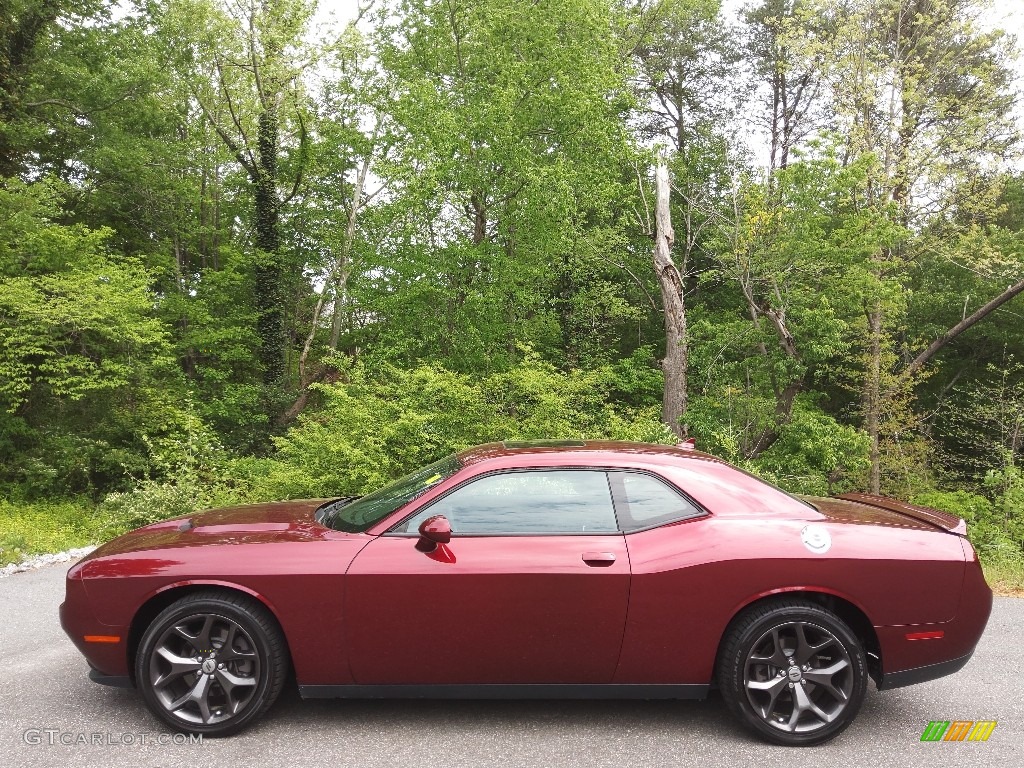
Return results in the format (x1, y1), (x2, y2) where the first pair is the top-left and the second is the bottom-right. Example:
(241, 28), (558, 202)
(752, 401), (871, 495)
(0, 177), (198, 496)
(229, 358), (673, 501)
(95, 402), (234, 537)
(0, 499), (103, 566)
(983, 462), (1024, 548)
(685, 392), (870, 495)
(364, 0), (639, 372)
(912, 489), (1024, 591)
(97, 479), (204, 541)
(0, 237), (168, 408)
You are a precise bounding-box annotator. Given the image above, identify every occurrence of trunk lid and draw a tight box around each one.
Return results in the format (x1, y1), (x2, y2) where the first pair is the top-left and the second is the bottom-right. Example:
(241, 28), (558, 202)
(805, 492), (967, 536)
(836, 493), (967, 535)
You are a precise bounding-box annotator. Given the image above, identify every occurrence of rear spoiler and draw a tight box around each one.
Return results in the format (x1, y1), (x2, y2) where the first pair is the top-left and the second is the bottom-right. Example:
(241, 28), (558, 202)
(836, 493), (967, 536)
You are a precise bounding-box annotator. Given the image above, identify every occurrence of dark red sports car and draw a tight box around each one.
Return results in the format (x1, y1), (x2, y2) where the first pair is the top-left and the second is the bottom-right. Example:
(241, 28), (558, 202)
(60, 440), (992, 746)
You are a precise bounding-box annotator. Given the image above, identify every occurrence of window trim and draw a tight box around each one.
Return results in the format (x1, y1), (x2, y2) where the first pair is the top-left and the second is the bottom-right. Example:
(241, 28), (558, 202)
(606, 468), (709, 534)
(385, 465), (711, 537)
(384, 467), (620, 537)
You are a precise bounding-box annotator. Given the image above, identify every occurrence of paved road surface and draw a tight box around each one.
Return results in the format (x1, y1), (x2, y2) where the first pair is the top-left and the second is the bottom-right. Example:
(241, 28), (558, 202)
(1, 562), (1020, 768)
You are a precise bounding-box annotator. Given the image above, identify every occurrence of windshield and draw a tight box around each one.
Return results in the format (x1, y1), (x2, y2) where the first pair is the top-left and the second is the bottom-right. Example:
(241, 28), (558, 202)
(319, 454), (462, 533)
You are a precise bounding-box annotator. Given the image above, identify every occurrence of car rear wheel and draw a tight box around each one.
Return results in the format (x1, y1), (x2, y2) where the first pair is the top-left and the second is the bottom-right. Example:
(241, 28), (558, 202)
(135, 590), (288, 736)
(716, 598), (867, 746)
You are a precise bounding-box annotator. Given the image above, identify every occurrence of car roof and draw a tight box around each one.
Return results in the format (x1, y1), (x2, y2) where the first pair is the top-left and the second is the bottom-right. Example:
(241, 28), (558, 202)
(456, 440), (726, 468)
(451, 441), (819, 521)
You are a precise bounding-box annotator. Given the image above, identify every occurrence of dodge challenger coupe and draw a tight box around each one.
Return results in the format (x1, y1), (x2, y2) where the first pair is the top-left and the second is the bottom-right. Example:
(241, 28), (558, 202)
(60, 440), (992, 746)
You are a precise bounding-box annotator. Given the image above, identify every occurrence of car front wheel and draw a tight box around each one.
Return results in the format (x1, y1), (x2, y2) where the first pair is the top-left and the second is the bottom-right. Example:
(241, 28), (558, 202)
(135, 590), (288, 736)
(716, 598), (868, 746)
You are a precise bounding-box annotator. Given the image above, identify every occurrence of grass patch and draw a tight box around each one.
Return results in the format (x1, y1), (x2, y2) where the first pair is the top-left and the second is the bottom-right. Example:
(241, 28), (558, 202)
(0, 499), (105, 566)
(971, 534), (1024, 596)
(982, 560), (1024, 597)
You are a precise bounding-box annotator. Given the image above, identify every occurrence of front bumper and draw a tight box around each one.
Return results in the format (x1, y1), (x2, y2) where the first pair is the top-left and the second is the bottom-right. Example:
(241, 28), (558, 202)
(88, 667), (133, 688)
(60, 563), (130, 679)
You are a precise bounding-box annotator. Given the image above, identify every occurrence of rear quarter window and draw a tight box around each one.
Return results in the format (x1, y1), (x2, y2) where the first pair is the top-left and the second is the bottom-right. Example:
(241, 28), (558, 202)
(610, 471), (704, 531)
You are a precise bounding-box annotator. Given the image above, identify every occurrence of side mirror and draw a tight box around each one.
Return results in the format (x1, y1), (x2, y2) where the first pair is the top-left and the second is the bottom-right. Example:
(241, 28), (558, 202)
(416, 515), (452, 551)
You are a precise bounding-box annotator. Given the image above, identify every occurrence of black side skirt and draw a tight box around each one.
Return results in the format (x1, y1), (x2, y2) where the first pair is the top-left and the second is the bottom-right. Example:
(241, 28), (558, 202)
(877, 651), (974, 690)
(88, 668), (133, 688)
(298, 683), (709, 700)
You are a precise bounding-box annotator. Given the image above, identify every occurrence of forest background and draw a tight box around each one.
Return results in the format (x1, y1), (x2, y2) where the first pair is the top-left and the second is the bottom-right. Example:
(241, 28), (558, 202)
(3, 0), (1024, 590)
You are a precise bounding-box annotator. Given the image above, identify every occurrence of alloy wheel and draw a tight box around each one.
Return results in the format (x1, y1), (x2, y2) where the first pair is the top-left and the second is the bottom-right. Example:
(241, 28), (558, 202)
(743, 619), (854, 734)
(147, 611), (261, 726)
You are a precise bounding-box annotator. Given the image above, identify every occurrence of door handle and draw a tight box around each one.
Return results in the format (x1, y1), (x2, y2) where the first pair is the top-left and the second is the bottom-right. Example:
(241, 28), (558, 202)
(582, 551), (616, 566)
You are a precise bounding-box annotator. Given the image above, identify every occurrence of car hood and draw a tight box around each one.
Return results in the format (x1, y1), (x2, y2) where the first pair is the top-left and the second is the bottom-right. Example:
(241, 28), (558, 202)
(84, 498), (338, 559)
(800, 493), (967, 535)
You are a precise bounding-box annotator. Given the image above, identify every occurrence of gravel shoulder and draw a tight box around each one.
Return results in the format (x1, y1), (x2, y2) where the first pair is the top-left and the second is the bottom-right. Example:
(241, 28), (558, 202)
(0, 547), (97, 579)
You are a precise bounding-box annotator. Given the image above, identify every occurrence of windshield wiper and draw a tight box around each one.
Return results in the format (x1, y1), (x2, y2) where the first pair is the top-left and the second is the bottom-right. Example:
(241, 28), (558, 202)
(316, 497), (360, 528)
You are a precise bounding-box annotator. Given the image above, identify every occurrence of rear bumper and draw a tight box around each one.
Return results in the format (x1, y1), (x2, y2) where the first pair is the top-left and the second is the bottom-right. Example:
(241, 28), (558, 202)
(877, 650), (974, 690)
(876, 541), (991, 688)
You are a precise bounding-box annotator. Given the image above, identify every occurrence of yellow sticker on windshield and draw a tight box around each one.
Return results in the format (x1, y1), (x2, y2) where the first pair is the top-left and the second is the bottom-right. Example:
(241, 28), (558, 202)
(423, 473), (443, 486)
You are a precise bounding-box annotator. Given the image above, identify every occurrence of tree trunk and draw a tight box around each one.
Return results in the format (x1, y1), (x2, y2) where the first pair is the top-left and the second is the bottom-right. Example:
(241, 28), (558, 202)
(253, 105), (285, 387)
(0, 0), (62, 177)
(653, 153), (687, 438)
(329, 151), (374, 351)
(865, 301), (883, 494)
(901, 277), (1024, 381)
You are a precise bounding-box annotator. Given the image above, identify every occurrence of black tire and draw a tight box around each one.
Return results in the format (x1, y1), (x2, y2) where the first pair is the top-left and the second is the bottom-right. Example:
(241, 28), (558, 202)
(716, 598), (867, 746)
(135, 590), (289, 736)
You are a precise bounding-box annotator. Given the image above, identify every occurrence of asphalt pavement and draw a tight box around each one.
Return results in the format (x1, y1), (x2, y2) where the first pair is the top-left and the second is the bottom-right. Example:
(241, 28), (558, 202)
(1, 561), (1020, 768)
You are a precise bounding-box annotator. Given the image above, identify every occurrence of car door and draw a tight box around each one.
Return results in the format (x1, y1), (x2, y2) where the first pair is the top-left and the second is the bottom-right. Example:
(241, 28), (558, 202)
(344, 468), (630, 685)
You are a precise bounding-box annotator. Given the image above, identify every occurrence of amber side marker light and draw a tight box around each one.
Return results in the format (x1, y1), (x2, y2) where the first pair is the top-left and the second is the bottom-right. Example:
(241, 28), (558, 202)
(83, 635), (120, 643)
(905, 630), (944, 640)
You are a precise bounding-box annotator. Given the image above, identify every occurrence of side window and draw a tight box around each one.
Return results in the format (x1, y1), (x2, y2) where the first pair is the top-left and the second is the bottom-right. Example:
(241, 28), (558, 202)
(612, 472), (704, 532)
(392, 470), (617, 534)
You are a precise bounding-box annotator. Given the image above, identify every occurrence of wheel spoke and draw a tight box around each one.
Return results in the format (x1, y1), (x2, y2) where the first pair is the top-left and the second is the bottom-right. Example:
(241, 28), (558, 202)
(172, 624), (199, 643)
(749, 628), (788, 667)
(215, 668), (256, 713)
(804, 659), (850, 702)
(152, 646), (202, 688)
(792, 683), (835, 726)
(218, 624), (256, 662)
(221, 623), (238, 651)
(746, 675), (789, 719)
(793, 624), (811, 664)
(195, 614), (215, 652)
(169, 674), (214, 724)
(171, 614), (215, 654)
(793, 624), (830, 665)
